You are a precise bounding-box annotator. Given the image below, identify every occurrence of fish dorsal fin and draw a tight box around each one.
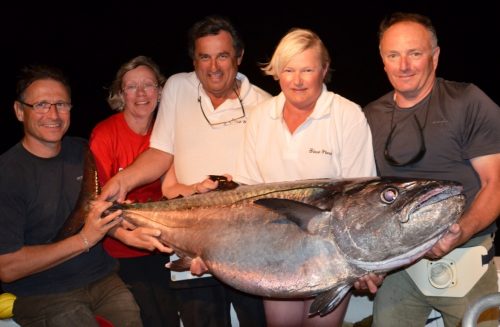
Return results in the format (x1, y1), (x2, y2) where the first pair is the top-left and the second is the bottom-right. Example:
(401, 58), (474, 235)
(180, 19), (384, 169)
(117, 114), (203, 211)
(309, 283), (352, 316)
(254, 198), (326, 232)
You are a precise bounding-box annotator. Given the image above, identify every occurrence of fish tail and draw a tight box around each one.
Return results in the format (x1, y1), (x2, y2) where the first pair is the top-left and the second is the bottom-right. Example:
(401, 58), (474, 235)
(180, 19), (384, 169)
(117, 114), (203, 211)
(53, 145), (100, 240)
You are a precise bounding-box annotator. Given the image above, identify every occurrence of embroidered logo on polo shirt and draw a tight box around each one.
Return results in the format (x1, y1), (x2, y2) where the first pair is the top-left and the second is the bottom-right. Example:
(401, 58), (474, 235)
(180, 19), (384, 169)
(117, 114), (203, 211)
(309, 148), (332, 155)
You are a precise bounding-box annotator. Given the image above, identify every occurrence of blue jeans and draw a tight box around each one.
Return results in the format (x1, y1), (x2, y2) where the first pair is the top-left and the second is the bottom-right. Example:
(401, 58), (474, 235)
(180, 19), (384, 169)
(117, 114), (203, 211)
(13, 273), (142, 327)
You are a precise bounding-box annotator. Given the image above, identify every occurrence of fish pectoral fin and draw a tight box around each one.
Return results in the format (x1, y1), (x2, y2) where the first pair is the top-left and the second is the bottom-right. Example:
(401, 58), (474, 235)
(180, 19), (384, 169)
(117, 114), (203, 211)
(167, 256), (192, 272)
(254, 198), (325, 231)
(309, 283), (352, 317)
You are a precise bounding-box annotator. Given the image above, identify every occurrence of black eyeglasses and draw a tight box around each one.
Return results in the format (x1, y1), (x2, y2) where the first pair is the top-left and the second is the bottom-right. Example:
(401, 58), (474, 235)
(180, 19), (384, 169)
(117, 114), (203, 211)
(384, 115), (427, 166)
(384, 95), (431, 167)
(18, 100), (72, 114)
(198, 83), (246, 128)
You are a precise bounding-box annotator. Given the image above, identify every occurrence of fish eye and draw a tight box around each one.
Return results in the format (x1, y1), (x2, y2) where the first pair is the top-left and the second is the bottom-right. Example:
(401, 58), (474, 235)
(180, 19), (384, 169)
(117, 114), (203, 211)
(380, 187), (399, 204)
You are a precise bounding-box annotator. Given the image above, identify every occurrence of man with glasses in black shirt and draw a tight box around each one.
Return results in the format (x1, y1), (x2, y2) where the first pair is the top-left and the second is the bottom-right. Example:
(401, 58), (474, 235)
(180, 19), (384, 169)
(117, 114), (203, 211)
(0, 64), (142, 327)
(364, 12), (500, 327)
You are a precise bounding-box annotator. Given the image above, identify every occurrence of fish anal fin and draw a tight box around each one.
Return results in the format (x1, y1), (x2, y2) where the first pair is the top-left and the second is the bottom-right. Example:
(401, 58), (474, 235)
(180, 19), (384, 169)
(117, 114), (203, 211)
(254, 198), (325, 232)
(309, 283), (352, 316)
(166, 256), (192, 272)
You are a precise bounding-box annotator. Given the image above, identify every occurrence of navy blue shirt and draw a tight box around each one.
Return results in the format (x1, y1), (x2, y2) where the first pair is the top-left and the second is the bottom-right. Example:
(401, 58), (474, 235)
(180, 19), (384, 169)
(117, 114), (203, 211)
(0, 137), (117, 295)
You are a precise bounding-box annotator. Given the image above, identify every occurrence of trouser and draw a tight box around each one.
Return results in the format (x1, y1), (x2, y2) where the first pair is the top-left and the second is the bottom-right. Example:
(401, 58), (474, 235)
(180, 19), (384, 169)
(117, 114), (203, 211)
(176, 283), (230, 327)
(13, 273), (142, 327)
(373, 237), (499, 327)
(118, 254), (180, 327)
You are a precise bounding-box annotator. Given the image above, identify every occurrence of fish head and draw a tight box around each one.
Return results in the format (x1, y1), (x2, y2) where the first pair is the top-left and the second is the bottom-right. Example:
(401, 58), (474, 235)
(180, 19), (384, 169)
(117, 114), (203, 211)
(329, 177), (465, 271)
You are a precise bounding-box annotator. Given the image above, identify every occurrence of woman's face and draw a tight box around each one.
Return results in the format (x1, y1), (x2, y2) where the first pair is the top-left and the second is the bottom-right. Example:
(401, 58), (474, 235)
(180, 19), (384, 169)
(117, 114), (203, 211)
(122, 65), (160, 117)
(278, 47), (327, 111)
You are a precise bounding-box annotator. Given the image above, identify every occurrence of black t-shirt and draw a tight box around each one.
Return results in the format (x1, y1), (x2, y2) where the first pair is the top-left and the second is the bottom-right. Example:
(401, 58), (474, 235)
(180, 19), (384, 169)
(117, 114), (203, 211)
(0, 136), (116, 295)
(364, 78), (500, 237)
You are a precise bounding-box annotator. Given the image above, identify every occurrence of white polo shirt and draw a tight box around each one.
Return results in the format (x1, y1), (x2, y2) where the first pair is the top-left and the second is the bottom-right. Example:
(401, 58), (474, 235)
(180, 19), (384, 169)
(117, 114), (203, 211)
(235, 85), (376, 184)
(151, 71), (271, 184)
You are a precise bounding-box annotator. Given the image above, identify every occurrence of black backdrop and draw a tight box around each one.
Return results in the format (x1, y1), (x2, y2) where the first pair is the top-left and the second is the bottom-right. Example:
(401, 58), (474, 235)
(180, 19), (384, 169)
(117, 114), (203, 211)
(1, 1), (499, 250)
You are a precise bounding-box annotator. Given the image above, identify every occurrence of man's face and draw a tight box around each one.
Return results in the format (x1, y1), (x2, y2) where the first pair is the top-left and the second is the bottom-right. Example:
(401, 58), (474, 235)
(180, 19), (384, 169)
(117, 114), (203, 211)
(14, 79), (70, 152)
(193, 30), (242, 98)
(379, 21), (439, 102)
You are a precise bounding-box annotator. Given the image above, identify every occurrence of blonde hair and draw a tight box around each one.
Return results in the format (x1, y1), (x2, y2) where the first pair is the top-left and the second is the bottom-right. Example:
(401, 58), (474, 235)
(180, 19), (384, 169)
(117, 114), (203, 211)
(261, 28), (331, 82)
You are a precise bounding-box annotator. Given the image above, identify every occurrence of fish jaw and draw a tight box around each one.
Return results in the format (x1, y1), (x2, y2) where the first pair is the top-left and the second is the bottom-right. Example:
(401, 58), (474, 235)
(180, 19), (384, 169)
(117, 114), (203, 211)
(349, 232), (442, 272)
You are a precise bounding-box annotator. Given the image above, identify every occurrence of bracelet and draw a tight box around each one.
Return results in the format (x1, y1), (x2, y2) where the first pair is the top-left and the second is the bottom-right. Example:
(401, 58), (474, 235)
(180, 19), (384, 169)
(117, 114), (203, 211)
(79, 232), (90, 253)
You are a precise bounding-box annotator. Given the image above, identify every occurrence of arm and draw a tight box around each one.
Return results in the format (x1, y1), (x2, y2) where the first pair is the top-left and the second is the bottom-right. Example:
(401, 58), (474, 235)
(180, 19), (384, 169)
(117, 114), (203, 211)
(108, 225), (172, 253)
(0, 200), (121, 283)
(90, 127), (172, 251)
(98, 148), (173, 202)
(426, 153), (500, 258)
(161, 164), (219, 199)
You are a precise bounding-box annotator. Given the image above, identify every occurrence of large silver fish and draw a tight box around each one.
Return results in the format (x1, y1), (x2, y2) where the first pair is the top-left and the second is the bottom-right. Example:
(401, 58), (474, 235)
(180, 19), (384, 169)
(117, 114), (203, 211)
(57, 150), (466, 315)
(112, 177), (465, 315)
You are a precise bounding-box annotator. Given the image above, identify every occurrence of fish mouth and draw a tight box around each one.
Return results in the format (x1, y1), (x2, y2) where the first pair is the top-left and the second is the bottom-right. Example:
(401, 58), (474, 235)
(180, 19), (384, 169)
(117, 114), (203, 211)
(400, 184), (463, 223)
(414, 185), (462, 210)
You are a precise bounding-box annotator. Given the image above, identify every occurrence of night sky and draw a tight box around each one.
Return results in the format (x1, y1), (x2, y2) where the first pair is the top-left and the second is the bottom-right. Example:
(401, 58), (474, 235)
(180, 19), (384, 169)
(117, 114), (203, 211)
(1, 0), (499, 154)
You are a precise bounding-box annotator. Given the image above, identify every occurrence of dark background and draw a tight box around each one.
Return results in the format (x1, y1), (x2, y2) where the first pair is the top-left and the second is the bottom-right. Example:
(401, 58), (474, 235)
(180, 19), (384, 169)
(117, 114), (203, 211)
(1, 1), (499, 250)
(1, 0), (498, 153)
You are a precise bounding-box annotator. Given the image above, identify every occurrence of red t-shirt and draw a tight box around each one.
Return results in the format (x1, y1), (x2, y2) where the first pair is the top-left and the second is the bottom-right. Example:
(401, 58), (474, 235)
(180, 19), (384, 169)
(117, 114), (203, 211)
(90, 112), (163, 258)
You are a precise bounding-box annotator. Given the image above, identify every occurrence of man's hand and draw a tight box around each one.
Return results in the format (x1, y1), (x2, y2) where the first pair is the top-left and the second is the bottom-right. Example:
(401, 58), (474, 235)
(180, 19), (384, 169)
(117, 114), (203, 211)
(353, 272), (385, 293)
(425, 223), (462, 260)
(80, 200), (123, 248)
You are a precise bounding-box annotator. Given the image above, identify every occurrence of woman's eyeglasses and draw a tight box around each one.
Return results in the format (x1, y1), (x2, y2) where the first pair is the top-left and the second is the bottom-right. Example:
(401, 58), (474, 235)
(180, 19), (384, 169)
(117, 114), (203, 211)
(122, 82), (158, 95)
(198, 83), (245, 128)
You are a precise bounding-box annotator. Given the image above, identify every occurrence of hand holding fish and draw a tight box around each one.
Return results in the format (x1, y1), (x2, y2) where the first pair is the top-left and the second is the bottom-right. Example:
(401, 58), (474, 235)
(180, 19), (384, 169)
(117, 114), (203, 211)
(110, 225), (173, 253)
(192, 178), (219, 195)
(425, 223), (463, 260)
(98, 173), (130, 203)
(353, 273), (386, 293)
(79, 200), (123, 251)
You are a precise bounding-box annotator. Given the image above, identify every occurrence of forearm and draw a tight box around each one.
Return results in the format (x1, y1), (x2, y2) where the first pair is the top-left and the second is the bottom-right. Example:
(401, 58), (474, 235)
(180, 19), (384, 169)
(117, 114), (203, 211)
(458, 181), (500, 244)
(0, 233), (89, 283)
(163, 183), (198, 199)
(119, 148), (173, 191)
